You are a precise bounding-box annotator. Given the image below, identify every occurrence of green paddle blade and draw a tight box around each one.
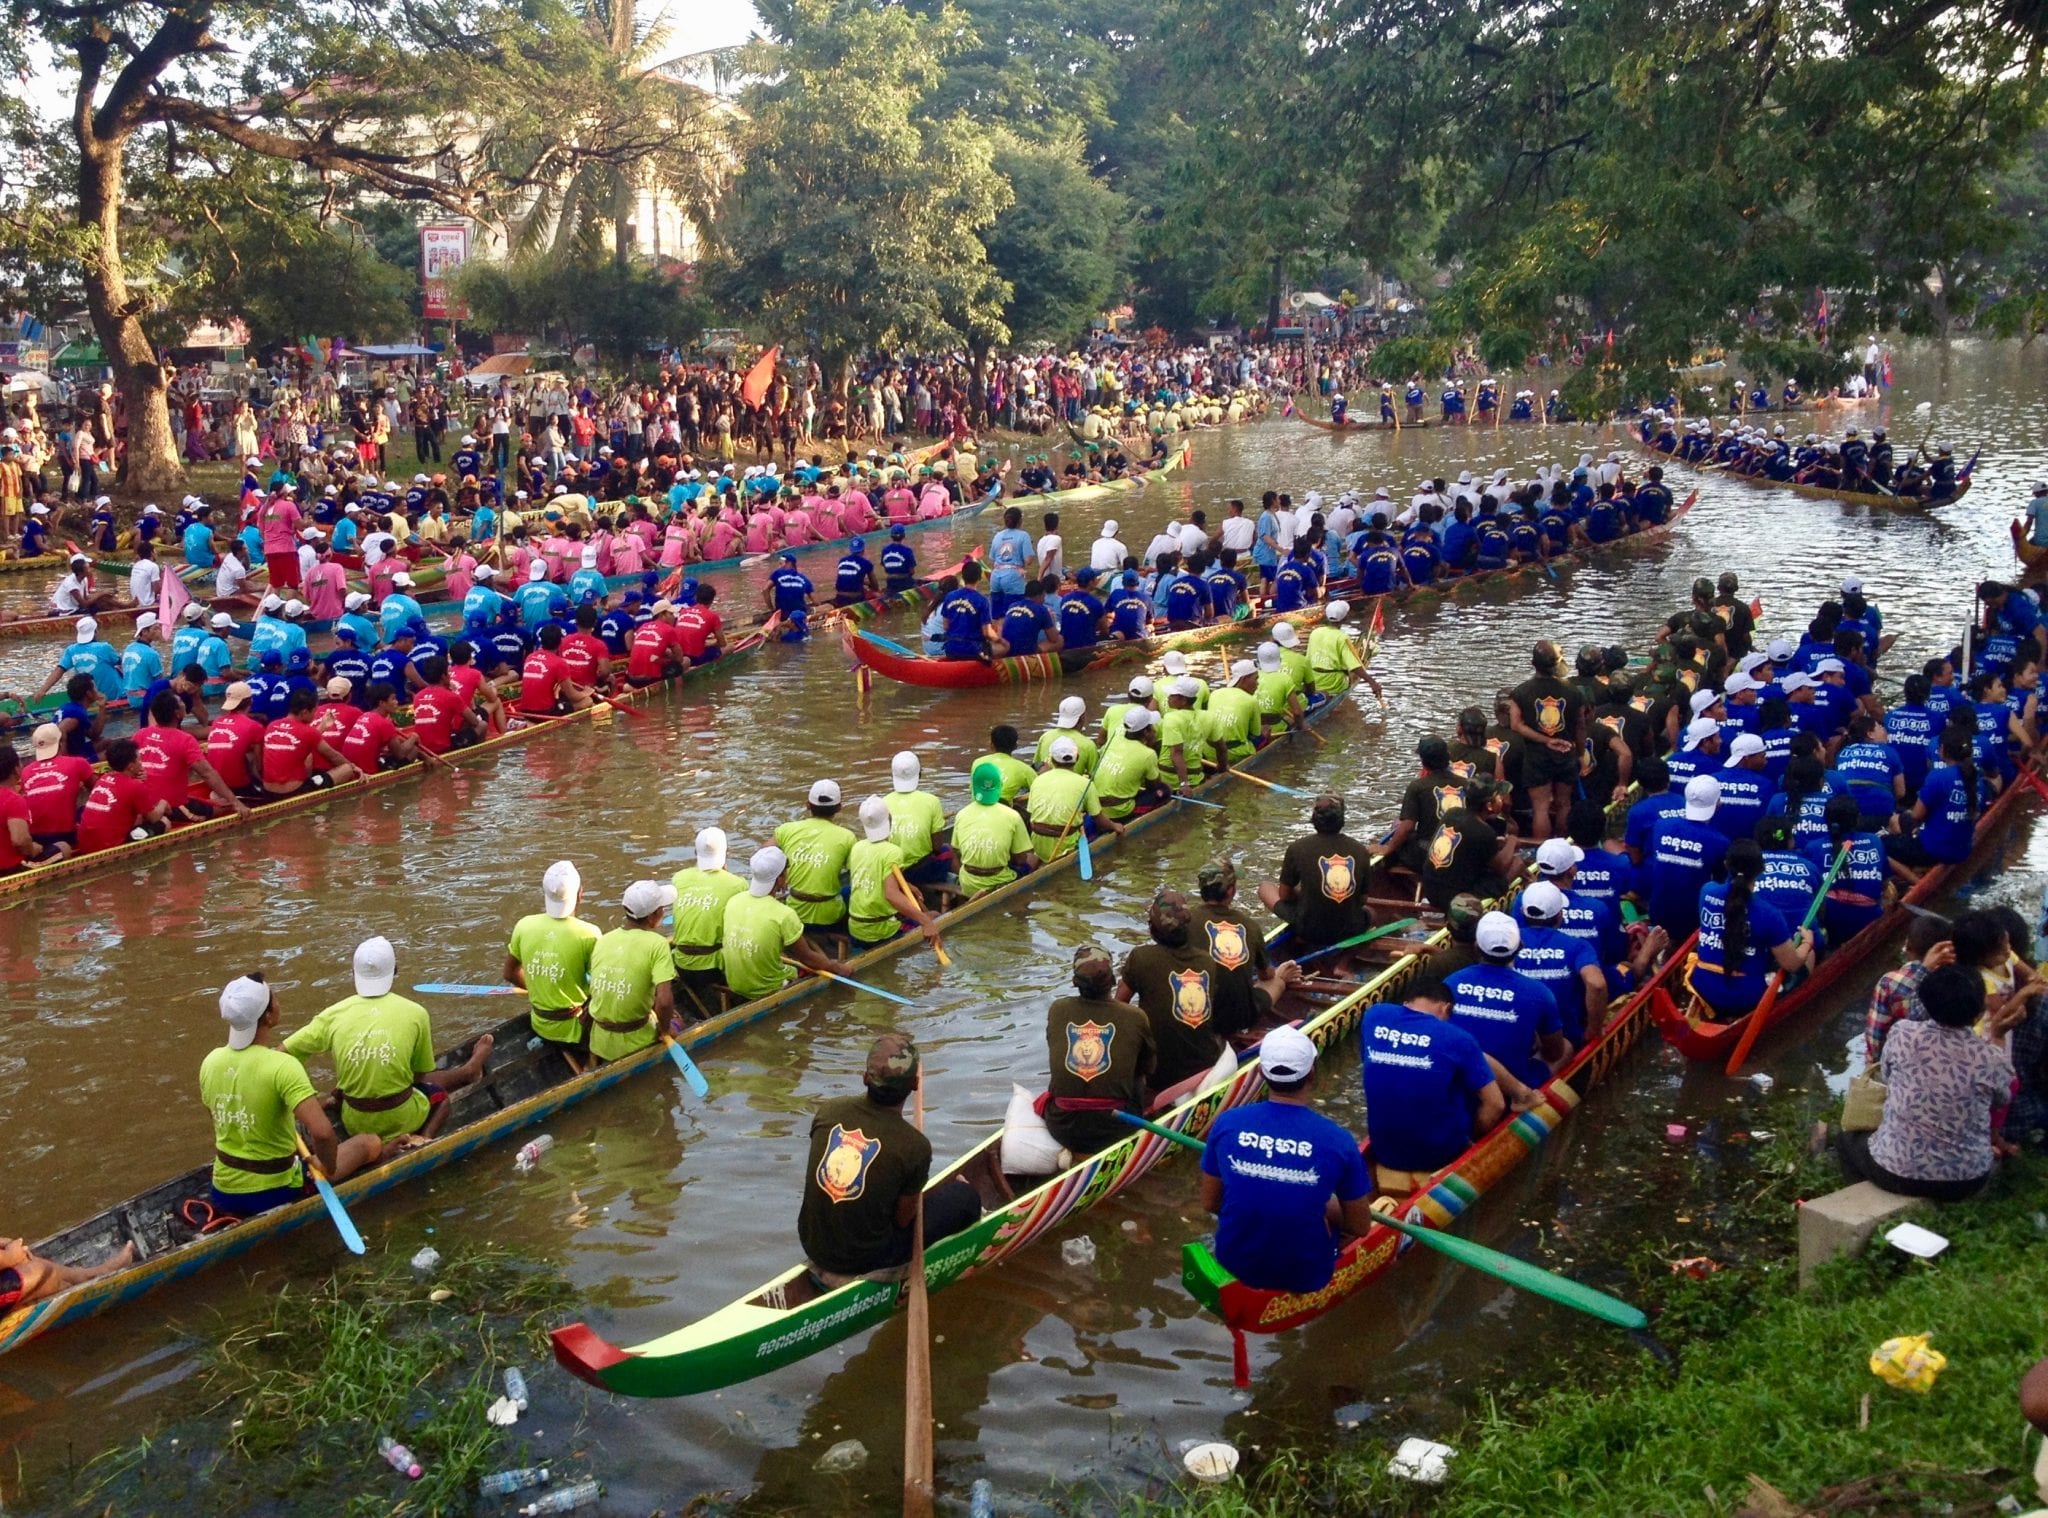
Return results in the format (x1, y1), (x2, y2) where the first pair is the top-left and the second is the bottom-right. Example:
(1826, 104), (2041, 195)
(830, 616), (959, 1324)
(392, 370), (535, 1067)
(1373, 1210), (1647, 1330)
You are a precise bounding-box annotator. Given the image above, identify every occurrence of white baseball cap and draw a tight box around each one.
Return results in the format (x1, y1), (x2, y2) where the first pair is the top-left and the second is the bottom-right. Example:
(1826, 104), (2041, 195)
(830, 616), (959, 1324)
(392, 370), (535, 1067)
(1161, 650), (1189, 676)
(695, 826), (728, 871)
(1840, 575), (1863, 593)
(1725, 672), (1759, 695)
(1172, 675), (1202, 700)
(1814, 657), (1845, 675)
(1684, 774), (1722, 821)
(142, 503), (161, 516)
(134, 612), (159, 633)
(1273, 622), (1300, 648)
(1049, 735), (1080, 765)
(1688, 688), (1723, 716)
(809, 778), (842, 807)
(1476, 910), (1522, 956)
(30, 723), (60, 759)
(1256, 643), (1282, 672)
(391, 573), (414, 588)
(529, 561), (548, 581)
(324, 676), (353, 700)
(353, 935), (397, 997)
(1123, 707), (1152, 734)
(622, 879), (678, 919)
(859, 794), (893, 841)
(1727, 733), (1767, 762)
(475, 565), (498, 581)
(282, 600), (307, 618)
(1781, 671), (1816, 693)
(1519, 881), (1568, 922)
(1128, 675), (1155, 699)
(1055, 696), (1086, 729)
(210, 612), (236, 630)
(891, 751), (921, 793)
(542, 860), (581, 919)
(1100, 520), (1120, 538)
(259, 594), (285, 613)
(1682, 717), (1721, 751)
(345, 592), (372, 611)
(749, 845), (788, 895)
(1326, 599), (1351, 623)
(1767, 638), (1797, 664)
(1535, 839), (1584, 876)
(220, 976), (271, 1050)
(1257, 1024), (1319, 1083)
(74, 617), (98, 643)
(181, 603), (204, 622)
(581, 546), (600, 568)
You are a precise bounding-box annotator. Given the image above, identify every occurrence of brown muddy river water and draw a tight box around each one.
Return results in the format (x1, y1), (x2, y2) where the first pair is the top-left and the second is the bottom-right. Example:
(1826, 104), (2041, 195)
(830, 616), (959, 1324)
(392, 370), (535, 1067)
(1, 340), (2045, 1514)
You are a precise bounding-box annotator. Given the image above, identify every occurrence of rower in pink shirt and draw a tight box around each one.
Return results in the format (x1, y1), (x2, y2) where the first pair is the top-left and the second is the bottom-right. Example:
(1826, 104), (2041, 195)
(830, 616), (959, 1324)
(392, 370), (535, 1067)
(916, 480), (951, 520)
(660, 518), (689, 568)
(705, 511), (740, 561)
(782, 503), (817, 546)
(611, 531), (647, 574)
(442, 546), (479, 603)
(366, 554), (401, 606)
(304, 546), (350, 620)
(504, 537), (535, 584)
(811, 492), (844, 540)
(743, 510), (775, 555)
(885, 481), (916, 522)
(842, 485), (878, 533)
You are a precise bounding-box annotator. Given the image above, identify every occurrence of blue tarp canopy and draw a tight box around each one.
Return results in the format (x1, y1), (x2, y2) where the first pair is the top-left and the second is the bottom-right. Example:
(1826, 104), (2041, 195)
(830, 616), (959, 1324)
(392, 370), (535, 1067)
(353, 343), (439, 357)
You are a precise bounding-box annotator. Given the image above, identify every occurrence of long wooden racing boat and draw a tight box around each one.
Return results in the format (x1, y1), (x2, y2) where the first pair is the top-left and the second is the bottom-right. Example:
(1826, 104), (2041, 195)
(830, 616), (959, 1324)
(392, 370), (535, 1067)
(0, 552), (70, 577)
(0, 593), (261, 645)
(1019, 441), (1192, 504)
(1180, 945), (1691, 1382)
(846, 490), (1696, 690)
(1652, 765), (2038, 1063)
(0, 628), (774, 906)
(1640, 438), (1977, 511)
(0, 674), (1355, 1357)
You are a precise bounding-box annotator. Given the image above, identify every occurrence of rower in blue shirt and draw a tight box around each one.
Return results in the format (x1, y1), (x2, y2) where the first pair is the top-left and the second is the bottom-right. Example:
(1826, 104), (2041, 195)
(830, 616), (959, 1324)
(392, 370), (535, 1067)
(367, 630), (416, 698)
(1513, 883), (1608, 1043)
(1357, 980), (1504, 1183)
(1399, 528), (1438, 587)
(247, 649), (293, 723)
(182, 509), (218, 568)
(463, 571), (510, 627)
(834, 538), (876, 606)
(1622, 756), (1685, 866)
(1691, 840), (1809, 1019)
(324, 630), (374, 708)
(996, 580), (1058, 656)
(937, 560), (993, 659)
(567, 550), (609, 607)
(1163, 567), (1209, 628)
(20, 510), (49, 558)
(1058, 571), (1105, 651)
(597, 592), (640, 654)
(1832, 715), (1906, 823)
(1445, 912), (1568, 1089)
(1527, 837), (1628, 968)
(1105, 572), (1151, 640)
(1754, 816), (1822, 926)
(1643, 776), (1731, 942)
(40, 618), (123, 702)
(1713, 733), (1775, 840)
(1271, 545), (1312, 613)
(378, 578), (427, 642)
(1204, 552), (1246, 618)
(765, 550), (814, 641)
(120, 618), (165, 699)
(988, 508), (1035, 613)
(880, 527), (917, 592)
(1199, 1026), (1372, 1294)
(1354, 529), (1401, 594)
(515, 563), (568, 633)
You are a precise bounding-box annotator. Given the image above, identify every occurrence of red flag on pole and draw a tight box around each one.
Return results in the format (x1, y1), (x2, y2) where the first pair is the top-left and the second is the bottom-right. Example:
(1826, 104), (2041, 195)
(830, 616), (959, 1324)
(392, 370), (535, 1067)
(741, 345), (782, 409)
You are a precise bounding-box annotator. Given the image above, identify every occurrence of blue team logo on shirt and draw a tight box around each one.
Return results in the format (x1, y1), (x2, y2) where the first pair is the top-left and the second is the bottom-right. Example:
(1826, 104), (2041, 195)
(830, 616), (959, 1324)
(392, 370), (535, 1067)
(1204, 918), (1250, 970)
(1170, 970), (1212, 1028)
(1065, 1020), (1115, 1081)
(816, 1125), (880, 1203)
(1318, 853), (1359, 902)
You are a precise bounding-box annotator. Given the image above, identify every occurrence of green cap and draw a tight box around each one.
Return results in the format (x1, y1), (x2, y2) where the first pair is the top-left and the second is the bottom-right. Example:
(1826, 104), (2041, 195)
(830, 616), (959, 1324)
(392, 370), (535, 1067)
(970, 760), (1003, 806)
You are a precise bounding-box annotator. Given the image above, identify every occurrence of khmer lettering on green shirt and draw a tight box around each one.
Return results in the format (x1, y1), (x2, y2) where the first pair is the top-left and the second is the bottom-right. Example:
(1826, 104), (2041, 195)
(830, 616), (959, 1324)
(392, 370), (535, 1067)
(773, 816), (857, 926)
(284, 993), (434, 1141)
(1033, 727), (1099, 776)
(847, 838), (909, 944)
(1159, 706), (1210, 774)
(668, 865), (747, 971)
(1093, 736), (1161, 819)
(952, 799), (1033, 893)
(721, 890), (805, 999)
(972, 751), (1036, 803)
(506, 911), (601, 1042)
(1280, 646), (1313, 692)
(1026, 767), (1098, 859)
(883, 790), (947, 865)
(1306, 624), (1362, 695)
(586, 926), (676, 1062)
(1254, 670), (1298, 725)
(200, 1044), (315, 1194)
(1205, 686), (1261, 761)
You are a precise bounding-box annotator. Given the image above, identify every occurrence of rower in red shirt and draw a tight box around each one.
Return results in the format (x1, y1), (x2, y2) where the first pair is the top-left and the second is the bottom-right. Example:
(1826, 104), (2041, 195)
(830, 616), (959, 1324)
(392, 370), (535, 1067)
(205, 683), (269, 798)
(310, 677), (361, 770)
(0, 747), (57, 873)
(445, 641), (504, 734)
(626, 600), (687, 686)
(515, 625), (593, 718)
(409, 655), (486, 755)
(76, 738), (173, 853)
(674, 584), (725, 665)
(134, 690), (247, 822)
(21, 723), (93, 854)
(560, 605), (613, 693)
(260, 687), (357, 797)
(339, 683), (429, 773)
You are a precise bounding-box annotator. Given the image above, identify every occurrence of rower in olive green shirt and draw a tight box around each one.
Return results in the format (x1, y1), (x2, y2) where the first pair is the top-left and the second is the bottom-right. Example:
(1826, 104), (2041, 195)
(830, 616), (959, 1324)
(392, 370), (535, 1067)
(1252, 641), (1305, 734)
(1033, 694), (1099, 776)
(505, 860), (601, 1050)
(1158, 678), (1213, 788)
(721, 845), (853, 1001)
(954, 759), (1038, 894)
(1205, 660), (1263, 762)
(848, 796), (944, 948)
(1305, 600), (1366, 695)
(972, 724), (1036, 803)
(884, 750), (949, 879)
(1095, 709), (1164, 820)
(670, 827), (747, 1018)
(586, 881), (679, 1063)
(1026, 739), (1126, 861)
(773, 779), (858, 935)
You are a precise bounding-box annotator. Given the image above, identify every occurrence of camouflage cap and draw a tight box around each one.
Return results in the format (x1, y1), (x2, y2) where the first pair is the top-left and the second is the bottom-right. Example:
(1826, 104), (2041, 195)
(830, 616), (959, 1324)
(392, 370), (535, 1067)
(1196, 857), (1237, 895)
(1445, 893), (1486, 931)
(864, 1031), (919, 1095)
(1072, 944), (1115, 980)
(1148, 887), (1192, 942)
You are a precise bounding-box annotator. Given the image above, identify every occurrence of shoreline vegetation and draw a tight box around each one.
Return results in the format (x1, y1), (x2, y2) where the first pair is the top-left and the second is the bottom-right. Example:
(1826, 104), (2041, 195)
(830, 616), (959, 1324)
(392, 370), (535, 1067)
(1111, 1131), (2048, 1518)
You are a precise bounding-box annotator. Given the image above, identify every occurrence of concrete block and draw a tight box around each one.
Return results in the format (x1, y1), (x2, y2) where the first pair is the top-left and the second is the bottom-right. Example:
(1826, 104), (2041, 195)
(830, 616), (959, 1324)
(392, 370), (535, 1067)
(1798, 1182), (1923, 1290)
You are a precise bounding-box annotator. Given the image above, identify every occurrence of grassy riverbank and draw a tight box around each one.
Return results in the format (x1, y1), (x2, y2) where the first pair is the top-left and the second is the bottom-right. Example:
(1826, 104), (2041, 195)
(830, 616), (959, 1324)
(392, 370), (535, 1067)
(1122, 1150), (2048, 1518)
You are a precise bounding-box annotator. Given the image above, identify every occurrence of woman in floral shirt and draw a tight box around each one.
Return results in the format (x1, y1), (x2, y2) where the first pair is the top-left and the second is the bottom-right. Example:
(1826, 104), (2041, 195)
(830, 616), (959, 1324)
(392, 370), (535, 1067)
(1844, 964), (2013, 1200)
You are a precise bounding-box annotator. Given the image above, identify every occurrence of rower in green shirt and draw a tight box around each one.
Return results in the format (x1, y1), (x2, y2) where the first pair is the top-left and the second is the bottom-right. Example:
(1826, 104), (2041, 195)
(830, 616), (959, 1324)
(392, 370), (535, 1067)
(954, 760), (1038, 894)
(721, 846), (853, 1001)
(1034, 695), (1099, 776)
(670, 828), (747, 1020)
(505, 860), (602, 1063)
(774, 779), (858, 953)
(1095, 708), (1165, 820)
(1159, 677), (1215, 790)
(284, 936), (494, 1144)
(1159, 650), (1209, 709)
(885, 751), (952, 888)
(586, 880), (680, 1063)
(848, 796), (946, 948)
(1305, 599), (1382, 703)
(1272, 620), (1314, 696)
(1205, 659), (1263, 763)
(1100, 674), (1157, 756)
(1026, 738), (1127, 860)
(202, 974), (384, 1220)
(1253, 640), (1305, 736)
(971, 724), (1036, 805)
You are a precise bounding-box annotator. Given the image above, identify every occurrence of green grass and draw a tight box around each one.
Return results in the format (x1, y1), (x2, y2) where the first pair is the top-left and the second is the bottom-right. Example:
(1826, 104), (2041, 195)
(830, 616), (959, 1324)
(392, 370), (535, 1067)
(1114, 1152), (2048, 1518)
(24, 1246), (578, 1518)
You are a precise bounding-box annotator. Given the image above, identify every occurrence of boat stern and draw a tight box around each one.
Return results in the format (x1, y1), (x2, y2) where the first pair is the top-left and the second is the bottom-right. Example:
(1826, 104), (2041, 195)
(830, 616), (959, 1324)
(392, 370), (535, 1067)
(551, 1321), (634, 1388)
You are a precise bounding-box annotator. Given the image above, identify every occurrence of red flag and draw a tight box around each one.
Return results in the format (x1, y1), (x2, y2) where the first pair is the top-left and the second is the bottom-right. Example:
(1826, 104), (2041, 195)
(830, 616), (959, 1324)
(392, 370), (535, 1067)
(740, 345), (781, 409)
(159, 552), (193, 636)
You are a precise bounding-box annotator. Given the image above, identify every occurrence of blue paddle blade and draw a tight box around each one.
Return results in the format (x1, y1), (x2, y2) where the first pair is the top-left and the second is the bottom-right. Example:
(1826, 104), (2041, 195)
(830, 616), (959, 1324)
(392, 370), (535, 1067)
(860, 631), (922, 659)
(666, 1039), (711, 1098)
(311, 1174), (367, 1254)
(1175, 795), (1226, 810)
(1076, 826), (1094, 881)
(413, 983), (524, 996)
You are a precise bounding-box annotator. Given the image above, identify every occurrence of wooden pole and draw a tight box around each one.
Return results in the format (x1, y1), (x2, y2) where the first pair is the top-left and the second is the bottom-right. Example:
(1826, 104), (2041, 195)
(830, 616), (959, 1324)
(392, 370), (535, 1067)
(903, 1072), (934, 1518)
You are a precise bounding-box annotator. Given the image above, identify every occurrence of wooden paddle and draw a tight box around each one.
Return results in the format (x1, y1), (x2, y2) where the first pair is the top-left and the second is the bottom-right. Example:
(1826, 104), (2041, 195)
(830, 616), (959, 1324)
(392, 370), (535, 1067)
(293, 1134), (367, 1255)
(1724, 838), (1853, 1075)
(1116, 1113), (1649, 1331)
(903, 1070), (935, 1518)
(890, 867), (950, 967)
(1228, 766), (1307, 797)
(782, 958), (917, 1007)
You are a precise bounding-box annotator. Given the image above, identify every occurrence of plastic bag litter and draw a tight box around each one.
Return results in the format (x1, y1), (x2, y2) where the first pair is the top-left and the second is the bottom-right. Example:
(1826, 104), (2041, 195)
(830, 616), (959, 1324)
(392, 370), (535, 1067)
(486, 1396), (521, 1427)
(1869, 1334), (1947, 1393)
(999, 1085), (1066, 1176)
(1387, 1437), (1455, 1484)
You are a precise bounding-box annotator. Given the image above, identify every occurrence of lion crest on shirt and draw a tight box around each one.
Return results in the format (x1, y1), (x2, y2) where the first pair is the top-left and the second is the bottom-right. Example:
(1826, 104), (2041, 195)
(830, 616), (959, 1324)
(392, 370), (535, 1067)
(816, 1125), (880, 1204)
(1170, 969), (1212, 1028)
(1427, 825), (1461, 871)
(1433, 784), (1466, 819)
(1204, 918), (1249, 971)
(1065, 1020), (1115, 1081)
(1318, 853), (1358, 903)
(1534, 695), (1566, 735)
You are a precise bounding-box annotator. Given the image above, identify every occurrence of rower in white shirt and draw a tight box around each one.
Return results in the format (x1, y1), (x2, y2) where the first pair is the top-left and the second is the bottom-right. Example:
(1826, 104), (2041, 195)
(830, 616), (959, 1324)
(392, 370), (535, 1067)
(1089, 519), (1128, 573)
(215, 544), (251, 601)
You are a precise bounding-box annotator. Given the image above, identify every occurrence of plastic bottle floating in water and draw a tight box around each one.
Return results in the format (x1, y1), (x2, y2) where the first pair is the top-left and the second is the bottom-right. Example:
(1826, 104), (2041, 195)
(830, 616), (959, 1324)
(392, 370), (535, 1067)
(514, 1135), (555, 1172)
(479, 1466), (550, 1497)
(1869, 1333), (1947, 1394)
(520, 1479), (601, 1515)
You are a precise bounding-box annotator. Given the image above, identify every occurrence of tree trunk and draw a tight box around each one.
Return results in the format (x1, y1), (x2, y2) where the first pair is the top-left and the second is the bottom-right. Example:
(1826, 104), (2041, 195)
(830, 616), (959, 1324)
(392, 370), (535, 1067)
(1266, 255), (1283, 334)
(75, 114), (183, 495)
(967, 340), (990, 426)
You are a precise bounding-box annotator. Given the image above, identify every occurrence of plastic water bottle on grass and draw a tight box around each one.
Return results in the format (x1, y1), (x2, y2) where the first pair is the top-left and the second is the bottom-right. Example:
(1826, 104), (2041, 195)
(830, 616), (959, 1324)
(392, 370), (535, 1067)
(377, 1435), (423, 1479)
(503, 1365), (530, 1409)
